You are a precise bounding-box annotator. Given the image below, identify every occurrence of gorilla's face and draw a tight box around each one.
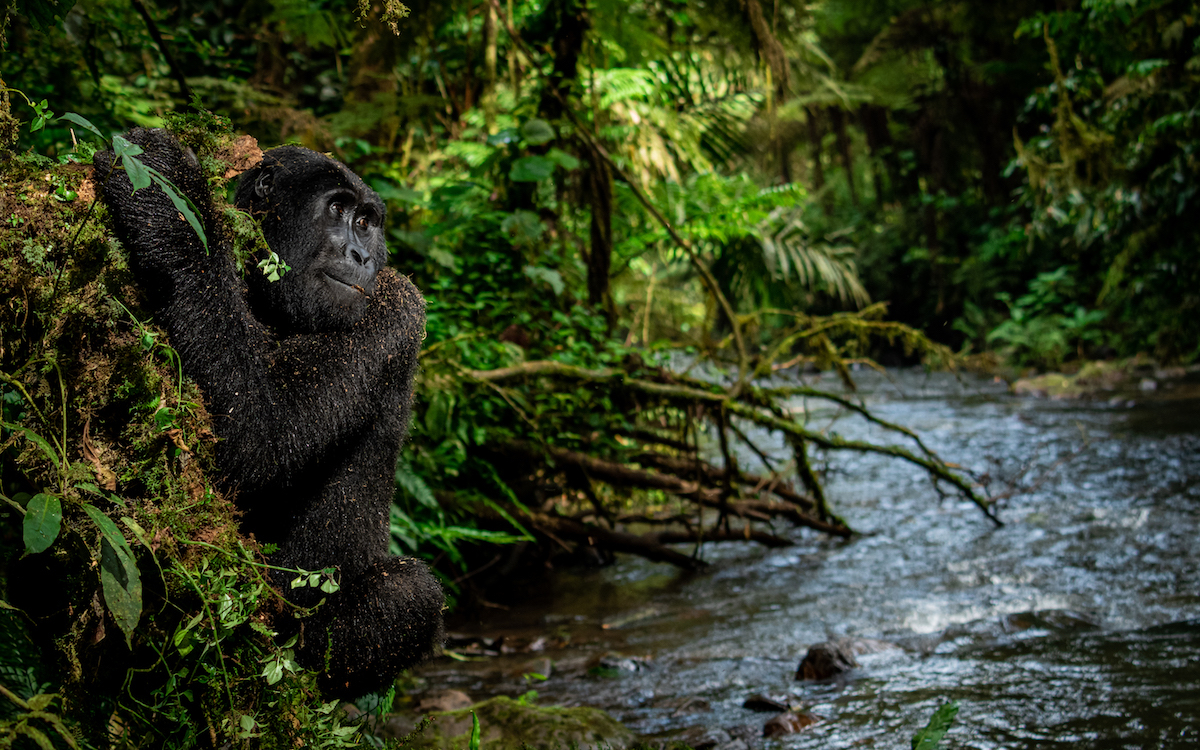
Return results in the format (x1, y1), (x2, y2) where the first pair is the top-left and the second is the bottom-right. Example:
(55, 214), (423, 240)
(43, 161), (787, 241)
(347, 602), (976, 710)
(297, 186), (386, 321)
(236, 147), (388, 334)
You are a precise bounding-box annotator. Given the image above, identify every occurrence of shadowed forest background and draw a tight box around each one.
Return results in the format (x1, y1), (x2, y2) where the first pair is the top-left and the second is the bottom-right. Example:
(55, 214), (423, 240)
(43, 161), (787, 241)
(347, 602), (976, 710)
(0, 0), (1198, 746)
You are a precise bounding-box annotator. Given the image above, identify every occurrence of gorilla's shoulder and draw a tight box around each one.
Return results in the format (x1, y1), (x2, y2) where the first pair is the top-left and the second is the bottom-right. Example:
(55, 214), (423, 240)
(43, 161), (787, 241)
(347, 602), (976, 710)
(373, 268), (426, 318)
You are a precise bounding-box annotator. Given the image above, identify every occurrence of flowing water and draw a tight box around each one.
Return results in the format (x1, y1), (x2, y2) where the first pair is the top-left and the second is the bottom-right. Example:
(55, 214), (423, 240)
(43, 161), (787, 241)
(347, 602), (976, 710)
(419, 369), (1200, 748)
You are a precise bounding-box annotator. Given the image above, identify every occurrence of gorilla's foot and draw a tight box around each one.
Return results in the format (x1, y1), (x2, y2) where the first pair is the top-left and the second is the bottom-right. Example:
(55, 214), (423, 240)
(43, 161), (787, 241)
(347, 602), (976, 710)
(302, 556), (445, 699)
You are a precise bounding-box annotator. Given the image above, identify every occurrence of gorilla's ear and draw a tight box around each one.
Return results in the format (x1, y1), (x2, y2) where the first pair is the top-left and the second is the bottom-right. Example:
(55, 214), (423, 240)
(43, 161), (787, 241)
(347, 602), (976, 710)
(254, 170), (274, 200)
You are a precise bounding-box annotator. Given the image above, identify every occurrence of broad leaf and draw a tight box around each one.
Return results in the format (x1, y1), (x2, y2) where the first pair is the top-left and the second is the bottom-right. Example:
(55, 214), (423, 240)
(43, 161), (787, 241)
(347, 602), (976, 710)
(23, 493), (62, 554)
(546, 148), (581, 170)
(148, 170), (210, 254)
(520, 119), (556, 145)
(57, 113), (106, 143)
(83, 504), (142, 646)
(0, 422), (61, 468)
(510, 156), (555, 182)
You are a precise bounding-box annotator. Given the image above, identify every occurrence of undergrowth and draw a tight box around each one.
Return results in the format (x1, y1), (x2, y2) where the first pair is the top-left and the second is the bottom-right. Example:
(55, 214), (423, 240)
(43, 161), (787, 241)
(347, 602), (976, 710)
(0, 114), (390, 748)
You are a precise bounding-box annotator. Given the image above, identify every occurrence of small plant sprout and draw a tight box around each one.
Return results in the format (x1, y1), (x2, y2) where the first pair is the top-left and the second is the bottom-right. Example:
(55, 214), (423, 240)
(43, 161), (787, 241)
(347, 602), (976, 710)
(257, 250), (291, 281)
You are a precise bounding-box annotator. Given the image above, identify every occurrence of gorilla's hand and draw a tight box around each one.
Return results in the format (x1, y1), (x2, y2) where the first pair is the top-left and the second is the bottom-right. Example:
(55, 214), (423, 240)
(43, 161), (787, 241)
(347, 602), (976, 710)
(93, 129), (221, 287)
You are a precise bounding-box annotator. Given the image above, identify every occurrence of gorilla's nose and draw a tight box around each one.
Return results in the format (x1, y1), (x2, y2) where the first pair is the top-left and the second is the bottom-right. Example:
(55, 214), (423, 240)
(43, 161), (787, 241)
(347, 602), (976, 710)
(344, 240), (376, 275)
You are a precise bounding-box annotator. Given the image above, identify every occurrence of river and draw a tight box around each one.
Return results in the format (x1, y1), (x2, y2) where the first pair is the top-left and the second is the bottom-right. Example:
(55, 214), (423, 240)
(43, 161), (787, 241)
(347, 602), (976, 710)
(418, 369), (1200, 748)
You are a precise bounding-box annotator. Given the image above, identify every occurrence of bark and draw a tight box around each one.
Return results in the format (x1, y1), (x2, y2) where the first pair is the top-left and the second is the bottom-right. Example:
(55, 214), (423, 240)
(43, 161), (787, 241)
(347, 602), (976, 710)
(858, 104), (894, 207)
(528, 513), (706, 569)
(462, 359), (997, 524)
(585, 142), (616, 324)
(830, 107), (858, 206)
(483, 2), (498, 133)
(649, 527), (794, 548)
(807, 107), (829, 215)
(740, 0), (790, 98)
(498, 440), (851, 537)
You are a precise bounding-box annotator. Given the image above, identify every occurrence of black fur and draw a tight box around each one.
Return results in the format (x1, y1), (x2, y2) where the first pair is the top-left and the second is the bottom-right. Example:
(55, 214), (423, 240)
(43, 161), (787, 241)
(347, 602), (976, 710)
(94, 129), (444, 699)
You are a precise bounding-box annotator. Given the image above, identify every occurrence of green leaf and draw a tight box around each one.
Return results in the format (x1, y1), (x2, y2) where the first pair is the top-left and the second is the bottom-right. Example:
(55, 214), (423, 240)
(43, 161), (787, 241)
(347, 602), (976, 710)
(509, 156), (555, 182)
(468, 710), (481, 750)
(523, 265), (565, 295)
(23, 493), (62, 554)
(112, 136), (151, 192)
(57, 112), (106, 143)
(912, 700), (959, 750)
(487, 128), (519, 146)
(396, 456), (440, 509)
(83, 504), (142, 646)
(520, 119), (556, 145)
(148, 170), (210, 254)
(546, 148), (581, 170)
(13, 723), (55, 750)
(1, 421), (61, 468)
(99, 536), (143, 647)
(15, 0), (75, 31)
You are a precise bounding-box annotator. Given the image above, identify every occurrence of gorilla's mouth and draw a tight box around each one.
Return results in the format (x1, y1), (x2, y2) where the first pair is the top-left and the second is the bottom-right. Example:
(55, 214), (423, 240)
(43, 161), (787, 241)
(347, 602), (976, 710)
(322, 271), (370, 297)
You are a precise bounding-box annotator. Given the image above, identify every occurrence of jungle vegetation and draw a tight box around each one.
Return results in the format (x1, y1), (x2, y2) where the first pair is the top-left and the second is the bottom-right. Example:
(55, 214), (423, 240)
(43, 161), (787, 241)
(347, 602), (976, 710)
(0, 0), (1196, 745)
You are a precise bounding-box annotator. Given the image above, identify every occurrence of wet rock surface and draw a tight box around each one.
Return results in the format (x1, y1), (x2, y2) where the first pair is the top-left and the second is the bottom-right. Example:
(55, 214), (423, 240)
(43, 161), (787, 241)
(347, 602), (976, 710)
(794, 637), (897, 681)
(762, 711), (821, 738)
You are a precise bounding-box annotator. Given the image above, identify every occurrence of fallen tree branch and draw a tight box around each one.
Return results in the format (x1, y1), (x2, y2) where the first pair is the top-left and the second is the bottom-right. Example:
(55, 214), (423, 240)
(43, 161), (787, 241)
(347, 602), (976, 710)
(499, 440), (852, 537)
(631, 451), (820, 512)
(465, 360), (997, 524)
(527, 513), (706, 570)
(648, 526), (794, 548)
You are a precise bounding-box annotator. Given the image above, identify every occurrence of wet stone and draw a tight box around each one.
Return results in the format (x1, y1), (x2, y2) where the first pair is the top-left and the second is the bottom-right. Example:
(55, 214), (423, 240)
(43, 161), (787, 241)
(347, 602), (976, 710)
(672, 726), (731, 750)
(416, 689), (474, 713)
(795, 637), (895, 681)
(742, 694), (790, 713)
(762, 711), (821, 738)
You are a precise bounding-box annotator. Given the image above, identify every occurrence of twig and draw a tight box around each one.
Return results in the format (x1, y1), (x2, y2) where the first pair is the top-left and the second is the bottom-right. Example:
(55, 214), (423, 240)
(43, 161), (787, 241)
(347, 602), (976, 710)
(130, 0), (194, 105)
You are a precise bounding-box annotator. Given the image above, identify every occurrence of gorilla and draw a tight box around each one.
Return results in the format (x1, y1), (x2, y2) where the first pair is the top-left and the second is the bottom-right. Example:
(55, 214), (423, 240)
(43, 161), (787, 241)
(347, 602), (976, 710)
(94, 129), (444, 699)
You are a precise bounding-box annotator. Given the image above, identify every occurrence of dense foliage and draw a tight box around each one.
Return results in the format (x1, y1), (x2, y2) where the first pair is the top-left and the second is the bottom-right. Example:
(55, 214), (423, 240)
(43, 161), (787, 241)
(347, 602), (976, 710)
(0, 0), (1194, 744)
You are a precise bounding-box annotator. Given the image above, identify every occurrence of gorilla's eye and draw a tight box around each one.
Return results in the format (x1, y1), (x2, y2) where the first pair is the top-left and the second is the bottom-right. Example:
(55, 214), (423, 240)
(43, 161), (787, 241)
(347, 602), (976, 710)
(329, 201), (346, 218)
(356, 215), (372, 230)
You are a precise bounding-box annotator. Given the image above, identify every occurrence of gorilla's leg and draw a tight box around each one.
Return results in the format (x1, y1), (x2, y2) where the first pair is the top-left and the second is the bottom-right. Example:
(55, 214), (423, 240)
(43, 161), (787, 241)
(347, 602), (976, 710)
(301, 557), (444, 698)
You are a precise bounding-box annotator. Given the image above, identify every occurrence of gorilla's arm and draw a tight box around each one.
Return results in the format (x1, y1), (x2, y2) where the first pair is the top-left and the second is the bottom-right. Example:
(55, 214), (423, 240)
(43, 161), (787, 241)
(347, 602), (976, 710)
(94, 130), (421, 489)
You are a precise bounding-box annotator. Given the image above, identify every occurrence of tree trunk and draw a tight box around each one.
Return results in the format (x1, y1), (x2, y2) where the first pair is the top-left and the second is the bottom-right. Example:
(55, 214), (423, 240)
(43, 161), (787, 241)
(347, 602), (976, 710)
(830, 107), (858, 206)
(539, 0), (589, 120)
(483, 1), (498, 133)
(807, 107), (829, 215)
(858, 104), (893, 207)
(585, 143), (616, 324)
(740, 0), (789, 98)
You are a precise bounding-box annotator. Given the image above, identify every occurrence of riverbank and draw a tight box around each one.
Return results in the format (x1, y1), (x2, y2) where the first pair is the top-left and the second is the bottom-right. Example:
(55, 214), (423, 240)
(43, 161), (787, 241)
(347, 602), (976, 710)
(389, 369), (1200, 748)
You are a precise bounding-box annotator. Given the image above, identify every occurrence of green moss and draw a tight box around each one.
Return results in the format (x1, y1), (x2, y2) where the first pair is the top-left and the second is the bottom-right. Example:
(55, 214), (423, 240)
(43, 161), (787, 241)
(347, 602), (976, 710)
(0, 137), (377, 748)
(409, 697), (636, 750)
